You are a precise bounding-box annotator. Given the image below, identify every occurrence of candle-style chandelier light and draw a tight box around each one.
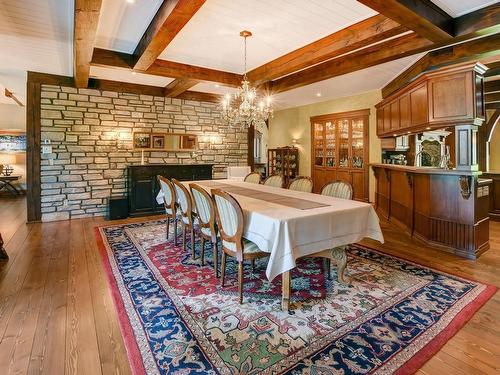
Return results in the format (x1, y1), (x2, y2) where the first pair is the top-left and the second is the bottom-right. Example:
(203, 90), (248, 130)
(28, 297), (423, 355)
(221, 30), (273, 129)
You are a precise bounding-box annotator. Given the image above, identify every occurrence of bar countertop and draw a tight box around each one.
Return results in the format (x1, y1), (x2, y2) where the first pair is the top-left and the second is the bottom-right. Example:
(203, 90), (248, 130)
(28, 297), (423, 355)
(370, 163), (482, 176)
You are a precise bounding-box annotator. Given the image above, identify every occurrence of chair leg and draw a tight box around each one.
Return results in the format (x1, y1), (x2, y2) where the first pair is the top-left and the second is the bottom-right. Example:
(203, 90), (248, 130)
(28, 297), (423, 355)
(200, 237), (205, 266)
(220, 252), (227, 287)
(191, 227), (195, 260)
(238, 261), (244, 304)
(251, 259), (255, 273)
(326, 258), (331, 280)
(166, 217), (170, 239)
(182, 226), (186, 251)
(174, 218), (178, 246)
(213, 241), (218, 278)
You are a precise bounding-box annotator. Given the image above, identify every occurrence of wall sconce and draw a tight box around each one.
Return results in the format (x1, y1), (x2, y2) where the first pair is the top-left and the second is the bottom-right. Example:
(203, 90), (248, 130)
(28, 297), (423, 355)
(291, 138), (299, 146)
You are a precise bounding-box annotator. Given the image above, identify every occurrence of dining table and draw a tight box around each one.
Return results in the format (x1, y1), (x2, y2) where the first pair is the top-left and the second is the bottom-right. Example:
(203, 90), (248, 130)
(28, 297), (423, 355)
(159, 179), (384, 311)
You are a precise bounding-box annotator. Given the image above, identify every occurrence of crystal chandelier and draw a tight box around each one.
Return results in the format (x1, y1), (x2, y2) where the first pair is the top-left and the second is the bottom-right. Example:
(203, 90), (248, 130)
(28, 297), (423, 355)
(221, 30), (273, 129)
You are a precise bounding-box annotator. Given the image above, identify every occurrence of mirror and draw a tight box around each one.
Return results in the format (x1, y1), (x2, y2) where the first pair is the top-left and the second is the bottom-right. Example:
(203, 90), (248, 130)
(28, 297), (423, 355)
(133, 132), (198, 152)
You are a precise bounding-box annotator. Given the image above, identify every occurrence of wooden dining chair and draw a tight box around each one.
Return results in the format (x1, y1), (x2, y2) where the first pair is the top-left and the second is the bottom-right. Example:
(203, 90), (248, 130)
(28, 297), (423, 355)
(318, 180), (353, 281)
(157, 175), (178, 244)
(263, 174), (284, 188)
(320, 180), (353, 200)
(212, 189), (269, 304)
(189, 183), (219, 276)
(243, 172), (261, 184)
(172, 178), (197, 259)
(287, 176), (313, 193)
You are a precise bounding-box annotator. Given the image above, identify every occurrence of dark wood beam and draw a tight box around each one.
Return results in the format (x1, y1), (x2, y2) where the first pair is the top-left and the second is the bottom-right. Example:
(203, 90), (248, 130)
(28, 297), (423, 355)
(382, 33), (500, 98)
(74, 0), (103, 88)
(91, 48), (243, 86)
(485, 61), (500, 77)
(271, 33), (432, 93)
(164, 78), (199, 97)
(357, 0), (453, 42)
(485, 80), (500, 93)
(147, 59), (242, 86)
(247, 15), (406, 84)
(454, 3), (500, 38)
(4, 88), (24, 106)
(133, 0), (206, 70)
(175, 90), (221, 103)
(486, 92), (500, 103)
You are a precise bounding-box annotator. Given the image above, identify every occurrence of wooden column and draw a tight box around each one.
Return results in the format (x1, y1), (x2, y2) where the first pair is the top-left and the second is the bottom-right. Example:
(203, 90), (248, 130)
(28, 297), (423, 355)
(247, 125), (255, 171)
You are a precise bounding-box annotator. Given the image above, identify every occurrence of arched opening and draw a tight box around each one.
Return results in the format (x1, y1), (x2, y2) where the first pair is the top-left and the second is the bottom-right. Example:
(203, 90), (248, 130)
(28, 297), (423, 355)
(486, 110), (500, 171)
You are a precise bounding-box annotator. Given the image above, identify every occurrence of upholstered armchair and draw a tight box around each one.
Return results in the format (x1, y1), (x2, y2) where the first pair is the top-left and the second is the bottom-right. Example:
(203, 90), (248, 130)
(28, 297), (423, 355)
(157, 176), (178, 244)
(243, 172), (261, 184)
(172, 178), (197, 259)
(320, 180), (353, 200)
(263, 174), (284, 188)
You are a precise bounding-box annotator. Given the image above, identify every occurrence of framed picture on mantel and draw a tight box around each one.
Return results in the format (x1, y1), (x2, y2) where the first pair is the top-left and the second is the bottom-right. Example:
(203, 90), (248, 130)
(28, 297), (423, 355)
(132, 131), (198, 152)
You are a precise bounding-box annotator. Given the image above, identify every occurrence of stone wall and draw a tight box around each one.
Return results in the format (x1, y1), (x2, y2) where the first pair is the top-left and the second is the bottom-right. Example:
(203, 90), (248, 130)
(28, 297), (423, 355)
(40, 84), (247, 221)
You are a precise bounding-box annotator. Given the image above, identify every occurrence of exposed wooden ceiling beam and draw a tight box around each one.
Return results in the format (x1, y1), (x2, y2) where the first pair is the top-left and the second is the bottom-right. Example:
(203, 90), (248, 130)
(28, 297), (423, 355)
(357, 0), (453, 42)
(174, 90), (221, 103)
(133, 0), (206, 71)
(485, 61), (500, 77)
(485, 80), (500, 93)
(271, 33), (433, 94)
(91, 48), (242, 87)
(74, 0), (103, 88)
(382, 33), (500, 97)
(164, 78), (199, 97)
(148, 59), (242, 86)
(247, 14), (406, 84)
(454, 3), (500, 38)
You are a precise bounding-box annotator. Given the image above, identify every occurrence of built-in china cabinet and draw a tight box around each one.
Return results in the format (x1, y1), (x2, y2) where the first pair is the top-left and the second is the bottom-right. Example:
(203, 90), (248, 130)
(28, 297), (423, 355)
(267, 147), (299, 186)
(311, 109), (369, 200)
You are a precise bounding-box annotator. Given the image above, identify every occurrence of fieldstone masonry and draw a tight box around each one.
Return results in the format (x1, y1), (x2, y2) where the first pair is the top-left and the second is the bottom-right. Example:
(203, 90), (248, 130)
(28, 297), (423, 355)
(40, 84), (247, 222)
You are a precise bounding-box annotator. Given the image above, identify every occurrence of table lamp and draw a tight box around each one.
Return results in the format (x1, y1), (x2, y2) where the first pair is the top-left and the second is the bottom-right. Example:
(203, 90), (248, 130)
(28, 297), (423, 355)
(0, 153), (16, 176)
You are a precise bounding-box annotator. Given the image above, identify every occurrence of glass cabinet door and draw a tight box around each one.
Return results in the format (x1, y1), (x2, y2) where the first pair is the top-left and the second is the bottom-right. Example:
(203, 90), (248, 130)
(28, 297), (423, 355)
(338, 119), (350, 168)
(351, 118), (364, 169)
(325, 121), (336, 167)
(314, 122), (324, 167)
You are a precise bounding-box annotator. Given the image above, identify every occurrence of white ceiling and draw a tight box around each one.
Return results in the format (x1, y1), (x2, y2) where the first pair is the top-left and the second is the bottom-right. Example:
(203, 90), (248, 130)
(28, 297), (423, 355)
(95, 0), (163, 53)
(430, 0), (498, 17)
(0, 0), (498, 110)
(0, 0), (73, 104)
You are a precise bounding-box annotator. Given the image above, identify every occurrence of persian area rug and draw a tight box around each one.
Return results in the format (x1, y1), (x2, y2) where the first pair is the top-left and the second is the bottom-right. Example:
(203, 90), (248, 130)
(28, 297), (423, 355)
(95, 219), (496, 375)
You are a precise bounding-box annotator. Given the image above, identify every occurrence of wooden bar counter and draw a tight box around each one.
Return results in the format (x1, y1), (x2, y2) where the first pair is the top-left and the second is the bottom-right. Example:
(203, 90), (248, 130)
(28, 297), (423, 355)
(372, 163), (491, 259)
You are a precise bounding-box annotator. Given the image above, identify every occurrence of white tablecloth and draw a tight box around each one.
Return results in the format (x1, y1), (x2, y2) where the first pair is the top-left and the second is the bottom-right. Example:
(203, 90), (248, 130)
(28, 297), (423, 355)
(158, 180), (384, 281)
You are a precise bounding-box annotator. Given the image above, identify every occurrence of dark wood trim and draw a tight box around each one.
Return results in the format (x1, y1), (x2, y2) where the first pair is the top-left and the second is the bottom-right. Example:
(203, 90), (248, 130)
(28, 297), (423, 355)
(164, 78), (199, 97)
(26, 74), (42, 223)
(4, 88), (24, 107)
(484, 61), (500, 77)
(382, 33), (500, 98)
(74, 0), (103, 88)
(487, 102), (500, 110)
(357, 0), (453, 42)
(133, 0), (206, 70)
(271, 33), (433, 93)
(311, 109), (371, 122)
(486, 92), (500, 103)
(247, 125), (255, 171)
(247, 14), (406, 84)
(88, 78), (164, 96)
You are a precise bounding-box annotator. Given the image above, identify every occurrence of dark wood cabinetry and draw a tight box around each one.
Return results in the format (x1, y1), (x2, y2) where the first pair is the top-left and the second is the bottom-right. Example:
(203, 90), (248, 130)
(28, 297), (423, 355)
(127, 164), (213, 217)
(376, 63), (486, 137)
(373, 164), (490, 259)
(311, 109), (369, 200)
(267, 147), (299, 186)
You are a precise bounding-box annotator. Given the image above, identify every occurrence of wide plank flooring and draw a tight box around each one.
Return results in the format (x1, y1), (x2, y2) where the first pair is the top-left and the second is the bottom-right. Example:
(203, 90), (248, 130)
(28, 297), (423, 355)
(0, 197), (499, 374)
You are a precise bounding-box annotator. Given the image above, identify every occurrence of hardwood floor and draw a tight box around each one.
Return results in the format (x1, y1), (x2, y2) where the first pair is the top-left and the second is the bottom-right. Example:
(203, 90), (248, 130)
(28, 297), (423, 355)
(0, 197), (499, 374)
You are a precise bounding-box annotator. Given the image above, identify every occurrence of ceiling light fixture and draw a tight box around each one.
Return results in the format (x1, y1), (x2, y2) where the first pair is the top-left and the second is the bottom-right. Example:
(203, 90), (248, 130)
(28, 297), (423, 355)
(126, 0), (135, 4)
(316, 93), (322, 97)
(131, 71), (137, 75)
(220, 30), (273, 129)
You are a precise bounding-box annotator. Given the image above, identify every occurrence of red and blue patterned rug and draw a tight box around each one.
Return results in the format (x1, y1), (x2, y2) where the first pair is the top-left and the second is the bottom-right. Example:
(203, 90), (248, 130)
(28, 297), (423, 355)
(95, 219), (496, 375)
